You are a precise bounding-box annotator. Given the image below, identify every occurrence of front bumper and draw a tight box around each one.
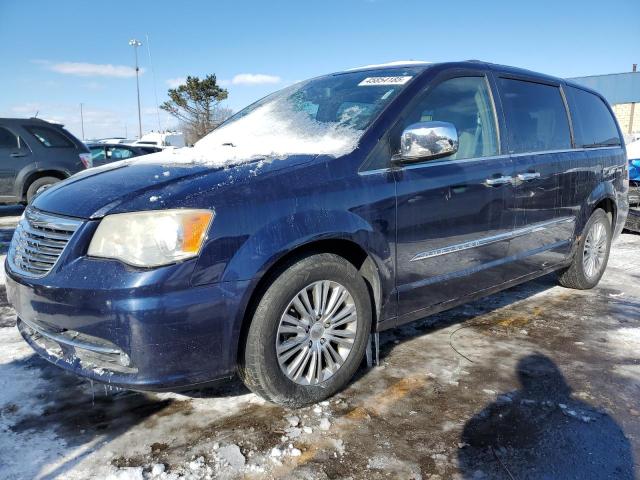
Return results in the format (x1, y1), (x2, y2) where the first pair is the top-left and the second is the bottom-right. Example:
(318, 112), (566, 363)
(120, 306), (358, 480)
(6, 260), (251, 391)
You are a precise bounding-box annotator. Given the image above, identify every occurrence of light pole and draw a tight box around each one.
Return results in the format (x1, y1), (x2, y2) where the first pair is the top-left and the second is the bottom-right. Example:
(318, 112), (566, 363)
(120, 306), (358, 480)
(129, 38), (143, 139)
(79, 103), (85, 140)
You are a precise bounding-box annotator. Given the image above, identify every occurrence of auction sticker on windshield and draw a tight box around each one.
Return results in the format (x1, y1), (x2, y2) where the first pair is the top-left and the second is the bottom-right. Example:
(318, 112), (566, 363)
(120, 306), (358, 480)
(358, 76), (413, 86)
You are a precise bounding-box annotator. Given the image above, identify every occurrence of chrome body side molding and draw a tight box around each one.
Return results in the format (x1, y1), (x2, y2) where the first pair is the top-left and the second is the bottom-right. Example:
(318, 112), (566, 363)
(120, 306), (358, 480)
(410, 216), (576, 262)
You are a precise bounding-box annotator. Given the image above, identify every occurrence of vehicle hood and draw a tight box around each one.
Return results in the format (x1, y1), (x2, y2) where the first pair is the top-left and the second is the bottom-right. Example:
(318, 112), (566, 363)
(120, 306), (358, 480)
(31, 149), (316, 219)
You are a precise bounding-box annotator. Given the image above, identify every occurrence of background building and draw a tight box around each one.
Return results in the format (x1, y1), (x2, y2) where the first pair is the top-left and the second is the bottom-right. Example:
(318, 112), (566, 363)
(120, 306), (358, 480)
(568, 65), (640, 135)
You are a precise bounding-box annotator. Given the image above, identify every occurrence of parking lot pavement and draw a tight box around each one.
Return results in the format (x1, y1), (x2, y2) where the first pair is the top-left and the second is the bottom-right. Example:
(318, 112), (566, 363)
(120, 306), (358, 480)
(0, 230), (638, 479)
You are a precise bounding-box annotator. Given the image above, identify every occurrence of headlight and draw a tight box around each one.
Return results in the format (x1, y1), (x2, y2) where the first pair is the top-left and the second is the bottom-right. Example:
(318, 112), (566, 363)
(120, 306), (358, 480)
(88, 209), (214, 267)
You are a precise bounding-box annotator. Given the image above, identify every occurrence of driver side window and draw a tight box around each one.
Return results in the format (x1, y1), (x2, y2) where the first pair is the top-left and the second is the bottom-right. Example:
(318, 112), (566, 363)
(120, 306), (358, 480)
(394, 76), (499, 161)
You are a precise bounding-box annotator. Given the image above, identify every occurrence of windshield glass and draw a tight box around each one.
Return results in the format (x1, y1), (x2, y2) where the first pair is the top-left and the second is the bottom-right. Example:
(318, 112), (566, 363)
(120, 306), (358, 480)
(193, 66), (425, 162)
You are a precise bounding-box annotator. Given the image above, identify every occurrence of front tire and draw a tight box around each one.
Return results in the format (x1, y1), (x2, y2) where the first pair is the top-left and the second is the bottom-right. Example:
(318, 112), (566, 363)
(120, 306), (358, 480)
(558, 208), (612, 289)
(239, 253), (372, 407)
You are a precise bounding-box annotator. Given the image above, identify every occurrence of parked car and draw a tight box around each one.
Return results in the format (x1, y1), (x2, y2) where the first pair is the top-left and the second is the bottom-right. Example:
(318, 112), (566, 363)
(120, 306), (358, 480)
(6, 61), (628, 407)
(87, 142), (163, 167)
(625, 139), (640, 232)
(133, 131), (186, 148)
(89, 138), (138, 145)
(0, 117), (91, 203)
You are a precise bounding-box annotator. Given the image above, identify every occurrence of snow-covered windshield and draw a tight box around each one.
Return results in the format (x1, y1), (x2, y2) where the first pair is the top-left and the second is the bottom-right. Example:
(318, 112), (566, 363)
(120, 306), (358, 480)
(193, 66), (425, 162)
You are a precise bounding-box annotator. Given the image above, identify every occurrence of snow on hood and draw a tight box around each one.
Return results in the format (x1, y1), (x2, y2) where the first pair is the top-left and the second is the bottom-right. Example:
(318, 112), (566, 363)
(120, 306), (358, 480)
(134, 100), (362, 169)
(195, 101), (361, 159)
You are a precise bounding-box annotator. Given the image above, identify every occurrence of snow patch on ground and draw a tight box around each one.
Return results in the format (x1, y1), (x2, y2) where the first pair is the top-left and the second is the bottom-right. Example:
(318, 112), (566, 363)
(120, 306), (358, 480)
(0, 319), (70, 479)
(607, 327), (640, 357)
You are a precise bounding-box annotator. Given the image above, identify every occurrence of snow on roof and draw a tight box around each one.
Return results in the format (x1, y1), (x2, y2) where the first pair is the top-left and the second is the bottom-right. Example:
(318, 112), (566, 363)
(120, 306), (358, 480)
(346, 60), (431, 71)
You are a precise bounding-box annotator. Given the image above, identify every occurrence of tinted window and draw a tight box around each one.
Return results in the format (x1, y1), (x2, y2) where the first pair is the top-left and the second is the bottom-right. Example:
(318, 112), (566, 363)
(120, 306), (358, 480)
(0, 127), (19, 149)
(26, 125), (74, 148)
(499, 78), (571, 153)
(138, 146), (161, 154)
(567, 86), (621, 147)
(90, 146), (106, 162)
(395, 76), (499, 160)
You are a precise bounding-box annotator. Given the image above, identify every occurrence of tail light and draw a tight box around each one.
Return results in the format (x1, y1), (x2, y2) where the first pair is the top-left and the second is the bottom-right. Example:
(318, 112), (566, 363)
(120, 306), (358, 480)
(79, 153), (93, 169)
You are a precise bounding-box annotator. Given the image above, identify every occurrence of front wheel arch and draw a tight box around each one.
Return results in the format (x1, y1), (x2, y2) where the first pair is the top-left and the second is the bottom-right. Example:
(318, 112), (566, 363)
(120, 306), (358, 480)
(236, 238), (381, 368)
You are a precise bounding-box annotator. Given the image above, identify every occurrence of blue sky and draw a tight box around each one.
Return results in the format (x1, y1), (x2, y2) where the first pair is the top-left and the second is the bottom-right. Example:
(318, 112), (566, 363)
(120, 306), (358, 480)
(1, 0), (638, 139)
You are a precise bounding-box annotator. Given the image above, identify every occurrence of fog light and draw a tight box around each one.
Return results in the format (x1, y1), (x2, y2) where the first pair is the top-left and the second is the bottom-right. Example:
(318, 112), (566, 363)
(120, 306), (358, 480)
(119, 352), (131, 367)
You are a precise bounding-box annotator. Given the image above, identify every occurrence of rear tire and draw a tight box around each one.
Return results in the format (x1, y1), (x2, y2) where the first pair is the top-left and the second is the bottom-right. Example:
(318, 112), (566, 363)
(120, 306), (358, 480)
(239, 253), (372, 407)
(558, 208), (611, 289)
(26, 176), (60, 203)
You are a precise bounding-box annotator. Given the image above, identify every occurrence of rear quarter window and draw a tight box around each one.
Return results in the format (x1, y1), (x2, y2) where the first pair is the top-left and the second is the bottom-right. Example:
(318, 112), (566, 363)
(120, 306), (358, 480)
(498, 78), (572, 154)
(566, 86), (621, 148)
(26, 125), (75, 148)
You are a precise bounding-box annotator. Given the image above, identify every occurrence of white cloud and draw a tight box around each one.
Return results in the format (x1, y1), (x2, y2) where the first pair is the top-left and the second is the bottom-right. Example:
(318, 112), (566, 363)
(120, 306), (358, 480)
(231, 73), (281, 85)
(10, 103), (41, 115)
(166, 77), (187, 88)
(47, 62), (144, 78)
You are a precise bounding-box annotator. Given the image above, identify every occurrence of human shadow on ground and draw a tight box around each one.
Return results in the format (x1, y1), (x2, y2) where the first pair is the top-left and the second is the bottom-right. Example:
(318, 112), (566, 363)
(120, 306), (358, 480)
(458, 353), (635, 479)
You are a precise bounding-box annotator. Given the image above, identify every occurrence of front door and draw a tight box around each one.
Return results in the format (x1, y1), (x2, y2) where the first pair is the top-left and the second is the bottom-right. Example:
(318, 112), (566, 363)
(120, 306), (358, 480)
(392, 74), (516, 320)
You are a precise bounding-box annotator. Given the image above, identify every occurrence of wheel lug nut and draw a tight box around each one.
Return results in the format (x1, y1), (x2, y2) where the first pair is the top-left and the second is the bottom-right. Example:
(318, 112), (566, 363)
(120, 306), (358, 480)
(320, 338), (325, 344)
(309, 341), (313, 347)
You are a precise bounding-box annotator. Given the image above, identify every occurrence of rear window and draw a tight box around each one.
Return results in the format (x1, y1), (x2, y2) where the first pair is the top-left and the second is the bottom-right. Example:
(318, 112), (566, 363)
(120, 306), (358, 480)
(499, 78), (571, 154)
(0, 127), (19, 149)
(26, 125), (75, 148)
(566, 86), (621, 148)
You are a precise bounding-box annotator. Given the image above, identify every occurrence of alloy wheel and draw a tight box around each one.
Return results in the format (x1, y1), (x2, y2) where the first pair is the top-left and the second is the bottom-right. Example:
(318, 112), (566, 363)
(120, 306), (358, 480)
(276, 280), (358, 385)
(583, 219), (608, 279)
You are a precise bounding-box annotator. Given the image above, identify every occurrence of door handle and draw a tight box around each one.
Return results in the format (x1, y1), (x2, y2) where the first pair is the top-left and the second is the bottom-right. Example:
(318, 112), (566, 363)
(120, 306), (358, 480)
(516, 172), (541, 181)
(484, 175), (513, 186)
(10, 152), (27, 158)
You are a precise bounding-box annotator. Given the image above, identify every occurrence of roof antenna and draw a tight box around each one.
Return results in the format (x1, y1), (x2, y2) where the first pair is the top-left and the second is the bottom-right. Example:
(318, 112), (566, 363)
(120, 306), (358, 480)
(34, 110), (39, 118)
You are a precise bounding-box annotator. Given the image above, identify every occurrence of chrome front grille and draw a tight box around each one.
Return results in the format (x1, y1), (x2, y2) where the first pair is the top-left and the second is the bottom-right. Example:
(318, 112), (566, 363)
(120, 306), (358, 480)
(8, 208), (83, 278)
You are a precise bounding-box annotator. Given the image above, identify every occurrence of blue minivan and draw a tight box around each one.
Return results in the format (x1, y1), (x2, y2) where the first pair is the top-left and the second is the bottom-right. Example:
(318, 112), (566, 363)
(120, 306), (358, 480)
(6, 61), (629, 406)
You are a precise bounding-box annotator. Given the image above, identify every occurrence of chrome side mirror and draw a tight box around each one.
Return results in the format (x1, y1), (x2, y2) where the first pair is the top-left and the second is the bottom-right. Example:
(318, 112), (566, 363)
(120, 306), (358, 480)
(396, 121), (459, 163)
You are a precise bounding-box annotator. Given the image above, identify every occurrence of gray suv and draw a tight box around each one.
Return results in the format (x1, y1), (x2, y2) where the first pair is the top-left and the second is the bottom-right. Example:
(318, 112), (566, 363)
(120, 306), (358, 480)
(0, 118), (91, 203)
